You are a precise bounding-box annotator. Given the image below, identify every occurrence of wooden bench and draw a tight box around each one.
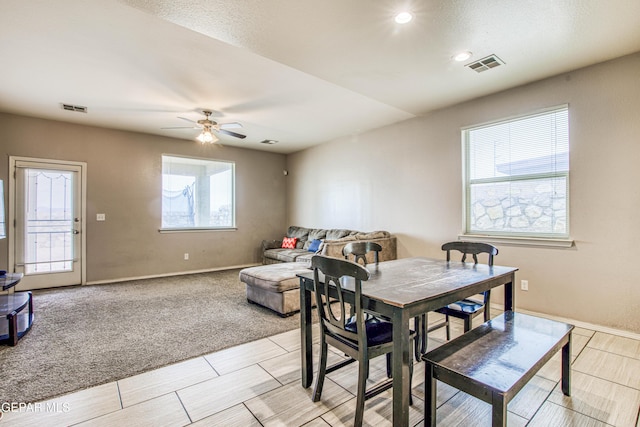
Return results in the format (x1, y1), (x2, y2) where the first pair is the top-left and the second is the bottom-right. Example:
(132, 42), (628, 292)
(422, 311), (573, 427)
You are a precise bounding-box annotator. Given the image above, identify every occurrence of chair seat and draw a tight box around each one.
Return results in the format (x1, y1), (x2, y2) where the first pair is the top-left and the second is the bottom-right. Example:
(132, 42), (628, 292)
(345, 315), (393, 346)
(440, 298), (484, 314)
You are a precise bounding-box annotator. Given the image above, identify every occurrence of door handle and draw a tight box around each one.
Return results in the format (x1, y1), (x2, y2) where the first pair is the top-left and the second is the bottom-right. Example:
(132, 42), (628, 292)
(73, 230), (80, 235)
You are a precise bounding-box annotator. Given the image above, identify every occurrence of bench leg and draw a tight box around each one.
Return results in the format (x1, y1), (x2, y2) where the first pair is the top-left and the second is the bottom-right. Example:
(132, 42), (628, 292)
(561, 334), (572, 396)
(424, 363), (437, 427)
(491, 393), (507, 427)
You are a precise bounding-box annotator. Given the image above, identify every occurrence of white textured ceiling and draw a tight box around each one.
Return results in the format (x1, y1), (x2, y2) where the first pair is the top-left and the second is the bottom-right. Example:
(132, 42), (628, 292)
(1, 0), (639, 153)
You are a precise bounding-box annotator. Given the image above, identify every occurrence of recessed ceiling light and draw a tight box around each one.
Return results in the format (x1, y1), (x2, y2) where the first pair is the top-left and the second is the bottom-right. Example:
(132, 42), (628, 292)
(395, 12), (413, 24)
(452, 51), (473, 62)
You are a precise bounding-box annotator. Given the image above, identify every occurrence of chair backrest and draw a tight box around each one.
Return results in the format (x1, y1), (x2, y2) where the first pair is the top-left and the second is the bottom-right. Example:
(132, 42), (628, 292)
(312, 255), (370, 344)
(342, 241), (382, 266)
(441, 241), (498, 266)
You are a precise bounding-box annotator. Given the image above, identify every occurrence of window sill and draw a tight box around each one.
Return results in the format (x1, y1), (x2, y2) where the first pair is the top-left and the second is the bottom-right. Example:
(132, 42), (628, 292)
(458, 234), (574, 248)
(159, 227), (237, 233)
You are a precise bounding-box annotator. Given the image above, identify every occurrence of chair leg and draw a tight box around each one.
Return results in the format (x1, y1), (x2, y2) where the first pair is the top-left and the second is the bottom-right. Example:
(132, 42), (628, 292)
(463, 316), (472, 333)
(413, 314), (428, 360)
(409, 351), (414, 406)
(484, 292), (491, 322)
(445, 315), (451, 340)
(386, 353), (392, 378)
(312, 340), (328, 402)
(420, 314), (426, 355)
(412, 316), (420, 361)
(354, 359), (368, 427)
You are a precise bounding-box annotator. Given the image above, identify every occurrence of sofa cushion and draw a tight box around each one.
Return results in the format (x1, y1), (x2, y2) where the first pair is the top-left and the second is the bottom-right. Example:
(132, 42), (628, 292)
(354, 230), (390, 240)
(287, 226), (310, 249)
(325, 229), (352, 240)
(303, 229), (328, 249)
(264, 248), (309, 263)
(295, 253), (314, 266)
(327, 235), (357, 244)
(240, 263), (310, 293)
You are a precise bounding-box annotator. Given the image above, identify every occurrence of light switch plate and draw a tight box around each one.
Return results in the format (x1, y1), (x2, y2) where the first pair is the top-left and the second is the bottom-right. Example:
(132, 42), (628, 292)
(96, 213), (106, 221)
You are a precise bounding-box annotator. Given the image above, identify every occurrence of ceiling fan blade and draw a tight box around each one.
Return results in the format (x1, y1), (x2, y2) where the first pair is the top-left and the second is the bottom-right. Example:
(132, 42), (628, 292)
(177, 116), (199, 124)
(161, 126), (199, 129)
(216, 128), (247, 139)
(219, 122), (243, 129)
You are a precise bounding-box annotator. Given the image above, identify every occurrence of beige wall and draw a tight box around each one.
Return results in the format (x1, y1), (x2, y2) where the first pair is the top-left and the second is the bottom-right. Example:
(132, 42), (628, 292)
(287, 52), (640, 333)
(0, 114), (287, 282)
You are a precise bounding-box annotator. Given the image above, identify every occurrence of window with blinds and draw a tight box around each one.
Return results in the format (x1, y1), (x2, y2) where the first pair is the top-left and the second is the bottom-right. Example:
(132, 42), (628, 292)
(161, 155), (235, 230)
(463, 106), (569, 238)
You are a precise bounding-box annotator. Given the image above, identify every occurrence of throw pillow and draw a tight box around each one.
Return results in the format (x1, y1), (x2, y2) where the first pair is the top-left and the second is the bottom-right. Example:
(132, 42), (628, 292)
(281, 237), (298, 249)
(307, 239), (322, 252)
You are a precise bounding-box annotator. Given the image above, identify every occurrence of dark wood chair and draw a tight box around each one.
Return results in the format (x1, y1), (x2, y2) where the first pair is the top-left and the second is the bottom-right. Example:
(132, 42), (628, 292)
(414, 241), (499, 359)
(311, 255), (414, 427)
(438, 241), (499, 339)
(342, 241), (382, 265)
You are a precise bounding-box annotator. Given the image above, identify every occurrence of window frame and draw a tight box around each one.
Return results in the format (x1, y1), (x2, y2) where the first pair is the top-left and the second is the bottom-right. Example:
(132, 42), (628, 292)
(461, 105), (573, 247)
(159, 154), (236, 233)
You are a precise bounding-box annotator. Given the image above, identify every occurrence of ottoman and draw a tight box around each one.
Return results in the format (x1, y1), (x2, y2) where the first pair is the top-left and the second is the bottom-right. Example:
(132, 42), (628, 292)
(240, 262), (312, 317)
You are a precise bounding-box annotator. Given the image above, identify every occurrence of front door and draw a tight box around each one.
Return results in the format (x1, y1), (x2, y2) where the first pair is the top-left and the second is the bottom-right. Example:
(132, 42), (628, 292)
(10, 157), (86, 290)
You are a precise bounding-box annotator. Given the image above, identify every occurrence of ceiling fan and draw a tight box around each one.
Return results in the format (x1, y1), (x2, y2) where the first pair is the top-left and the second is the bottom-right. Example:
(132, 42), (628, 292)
(163, 110), (246, 143)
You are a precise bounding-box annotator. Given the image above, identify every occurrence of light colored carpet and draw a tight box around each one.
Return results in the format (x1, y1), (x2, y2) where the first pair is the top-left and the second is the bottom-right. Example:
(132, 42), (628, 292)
(0, 268), (306, 404)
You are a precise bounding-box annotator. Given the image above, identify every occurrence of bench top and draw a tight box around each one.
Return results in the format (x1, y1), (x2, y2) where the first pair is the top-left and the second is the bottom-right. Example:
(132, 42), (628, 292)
(424, 312), (573, 394)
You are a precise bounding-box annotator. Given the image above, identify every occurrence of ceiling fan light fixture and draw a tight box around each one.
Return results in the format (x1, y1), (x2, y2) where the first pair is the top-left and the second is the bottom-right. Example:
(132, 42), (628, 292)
(394, 11), (413, 24)
(197, 128), (217, 144)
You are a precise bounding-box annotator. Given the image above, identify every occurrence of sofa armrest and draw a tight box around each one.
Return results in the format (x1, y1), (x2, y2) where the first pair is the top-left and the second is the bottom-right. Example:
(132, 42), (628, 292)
(262, 239), (283, 251)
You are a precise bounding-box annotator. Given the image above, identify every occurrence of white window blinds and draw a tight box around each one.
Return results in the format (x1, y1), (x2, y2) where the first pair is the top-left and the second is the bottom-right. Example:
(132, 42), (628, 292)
(464, 106), (569, 238)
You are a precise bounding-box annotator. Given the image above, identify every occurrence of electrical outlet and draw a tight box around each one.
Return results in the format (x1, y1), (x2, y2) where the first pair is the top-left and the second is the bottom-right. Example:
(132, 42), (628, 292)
(96, 213), (106, 221)
(184, 253), (189, 260)
(521, 280), (529, 291)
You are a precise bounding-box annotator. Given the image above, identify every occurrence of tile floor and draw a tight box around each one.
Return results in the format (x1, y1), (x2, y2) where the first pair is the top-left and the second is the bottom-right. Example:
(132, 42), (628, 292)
(1, 310), (639, 427)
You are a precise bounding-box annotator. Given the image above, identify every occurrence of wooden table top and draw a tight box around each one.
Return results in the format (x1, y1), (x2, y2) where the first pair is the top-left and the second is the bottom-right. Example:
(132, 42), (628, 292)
(299, 257), (517, 308)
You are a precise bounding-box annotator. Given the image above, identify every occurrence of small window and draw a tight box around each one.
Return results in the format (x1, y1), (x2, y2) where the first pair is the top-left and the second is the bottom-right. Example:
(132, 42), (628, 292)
(161, 155), (235, 230)
(463, 106), (569, 239)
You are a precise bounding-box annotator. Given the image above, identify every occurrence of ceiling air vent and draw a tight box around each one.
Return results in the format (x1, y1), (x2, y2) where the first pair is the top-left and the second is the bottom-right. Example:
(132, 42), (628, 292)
(60, 103), (88, 113)
(260, 139), (279, 145)
(466, 55), (504, 73)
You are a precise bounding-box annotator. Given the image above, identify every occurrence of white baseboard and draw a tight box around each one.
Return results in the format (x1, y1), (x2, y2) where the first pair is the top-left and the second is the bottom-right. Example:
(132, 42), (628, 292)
(490, 302), (640, 341)
(86, 263), (260, 286)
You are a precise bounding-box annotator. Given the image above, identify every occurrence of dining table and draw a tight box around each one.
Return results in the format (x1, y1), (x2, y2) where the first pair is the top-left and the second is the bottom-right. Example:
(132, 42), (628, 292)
(297, 256), (518, 427)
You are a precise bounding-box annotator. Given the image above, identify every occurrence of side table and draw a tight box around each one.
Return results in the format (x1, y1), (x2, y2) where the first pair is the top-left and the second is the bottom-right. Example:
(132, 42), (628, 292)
(0, 273), (33, 346)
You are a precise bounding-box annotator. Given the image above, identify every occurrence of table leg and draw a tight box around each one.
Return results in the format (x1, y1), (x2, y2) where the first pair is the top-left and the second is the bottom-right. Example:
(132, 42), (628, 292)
(8, 310), (18, 346)
(561, 334), (572, 396)
(491, 393), (507, 427)
(504, 273), (515, 311)
(392, 309), (411, 427)
(300, 278), (313, 388)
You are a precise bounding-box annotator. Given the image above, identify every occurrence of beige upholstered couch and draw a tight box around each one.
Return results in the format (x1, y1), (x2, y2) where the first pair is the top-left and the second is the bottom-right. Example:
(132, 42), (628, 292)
(261, 226), (397, 266)
(243, 226), (397, 316)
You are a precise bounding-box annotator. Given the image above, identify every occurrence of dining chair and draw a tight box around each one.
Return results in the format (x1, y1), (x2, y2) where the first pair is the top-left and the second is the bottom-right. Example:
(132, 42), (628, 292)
(438, 241), (499, 339)
(342, 241), (382, 266)
(311, 255), (414, 427)
(414, 241), (499, 359)
(342, 241), (383, 317)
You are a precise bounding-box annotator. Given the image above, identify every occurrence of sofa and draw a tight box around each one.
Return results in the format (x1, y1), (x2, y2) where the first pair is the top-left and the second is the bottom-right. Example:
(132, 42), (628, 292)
(242, 226), (397, 316)
(261, 225), (397, 266)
